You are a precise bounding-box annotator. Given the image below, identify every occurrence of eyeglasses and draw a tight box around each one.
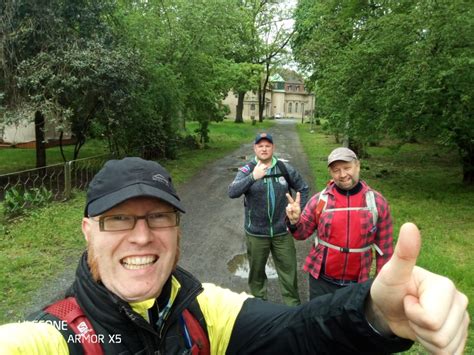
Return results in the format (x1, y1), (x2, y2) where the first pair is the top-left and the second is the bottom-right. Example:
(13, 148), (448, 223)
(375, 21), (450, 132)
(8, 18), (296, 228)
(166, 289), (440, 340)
(91, 210), (180, 232)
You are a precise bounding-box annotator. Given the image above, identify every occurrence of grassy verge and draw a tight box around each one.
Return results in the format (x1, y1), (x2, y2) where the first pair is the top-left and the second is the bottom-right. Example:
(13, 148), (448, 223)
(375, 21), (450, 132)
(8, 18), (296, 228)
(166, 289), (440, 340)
(297, 123), (474, 353)
(0, 193), (85, 322)
(0, 119), (273, 323)
(0, 139), (109, 174)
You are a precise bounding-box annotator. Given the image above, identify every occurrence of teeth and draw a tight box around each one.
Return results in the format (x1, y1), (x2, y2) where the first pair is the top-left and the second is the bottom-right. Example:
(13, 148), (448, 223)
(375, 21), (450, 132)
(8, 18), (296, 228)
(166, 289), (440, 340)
(122, 256), (157, 270)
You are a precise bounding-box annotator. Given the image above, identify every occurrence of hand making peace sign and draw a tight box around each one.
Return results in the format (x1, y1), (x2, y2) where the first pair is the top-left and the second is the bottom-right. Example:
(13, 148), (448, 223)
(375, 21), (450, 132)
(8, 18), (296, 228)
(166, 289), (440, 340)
(285, 192), (301, 225)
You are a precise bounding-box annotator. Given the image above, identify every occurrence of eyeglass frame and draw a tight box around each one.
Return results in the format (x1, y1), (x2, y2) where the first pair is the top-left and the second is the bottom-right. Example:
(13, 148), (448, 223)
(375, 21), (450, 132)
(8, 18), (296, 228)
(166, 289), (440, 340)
(89, 210), (180, 232)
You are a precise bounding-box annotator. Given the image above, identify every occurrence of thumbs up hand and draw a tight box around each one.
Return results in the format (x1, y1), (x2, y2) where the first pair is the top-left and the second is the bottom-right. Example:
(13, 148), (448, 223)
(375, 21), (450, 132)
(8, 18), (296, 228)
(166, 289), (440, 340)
(368, 223), (469, 354)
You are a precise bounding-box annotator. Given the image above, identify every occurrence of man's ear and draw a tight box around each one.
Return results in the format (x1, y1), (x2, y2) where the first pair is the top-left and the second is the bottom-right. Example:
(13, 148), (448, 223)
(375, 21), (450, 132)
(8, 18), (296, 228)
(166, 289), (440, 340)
(82, 217), (92, 242)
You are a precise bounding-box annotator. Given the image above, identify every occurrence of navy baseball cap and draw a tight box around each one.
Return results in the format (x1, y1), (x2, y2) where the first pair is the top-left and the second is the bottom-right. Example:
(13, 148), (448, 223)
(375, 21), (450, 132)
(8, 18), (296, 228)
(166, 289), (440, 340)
(254, 133), (273, 144)
(85, 157), (185, 217)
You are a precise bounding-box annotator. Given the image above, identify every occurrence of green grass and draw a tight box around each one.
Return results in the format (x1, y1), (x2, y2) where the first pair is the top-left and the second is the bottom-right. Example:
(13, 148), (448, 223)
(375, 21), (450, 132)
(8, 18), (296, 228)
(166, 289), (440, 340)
(0, 193), (85, 321)
(0, 119), (272, 323)
(0, 139), (109, 174)
(297, 124), (474, 353)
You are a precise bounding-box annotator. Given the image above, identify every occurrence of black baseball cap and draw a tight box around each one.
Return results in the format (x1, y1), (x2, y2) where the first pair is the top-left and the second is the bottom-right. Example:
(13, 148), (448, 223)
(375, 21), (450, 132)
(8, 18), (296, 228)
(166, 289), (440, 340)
(85, 157), (185, 217)
(254, 132), (273, 144)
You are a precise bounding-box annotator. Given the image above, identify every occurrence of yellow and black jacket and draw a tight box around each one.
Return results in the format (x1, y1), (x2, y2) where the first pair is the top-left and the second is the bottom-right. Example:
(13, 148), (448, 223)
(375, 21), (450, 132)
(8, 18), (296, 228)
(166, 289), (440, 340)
(0, 252), (413, 354)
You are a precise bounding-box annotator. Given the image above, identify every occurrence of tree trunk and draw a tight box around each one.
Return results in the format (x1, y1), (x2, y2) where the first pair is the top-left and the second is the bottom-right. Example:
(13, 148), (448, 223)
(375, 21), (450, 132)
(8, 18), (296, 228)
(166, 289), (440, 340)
(460, 144), (474, 185)
(58, 130), (67, 162)
(235, 91), (245, 123)
(453, 129), (474, 185)
(463, 164), (474, 185)
(259, 61), (271, 122)
(348, 137), (367, 159)
(34, 110), (46, 168)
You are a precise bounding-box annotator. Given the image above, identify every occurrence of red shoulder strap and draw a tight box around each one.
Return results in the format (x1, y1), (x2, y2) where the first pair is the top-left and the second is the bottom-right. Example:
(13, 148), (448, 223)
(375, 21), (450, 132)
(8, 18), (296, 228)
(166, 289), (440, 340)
(314, 197), (327, 225)
(182, 308), (210, 355)
(45, 297), (104, 355)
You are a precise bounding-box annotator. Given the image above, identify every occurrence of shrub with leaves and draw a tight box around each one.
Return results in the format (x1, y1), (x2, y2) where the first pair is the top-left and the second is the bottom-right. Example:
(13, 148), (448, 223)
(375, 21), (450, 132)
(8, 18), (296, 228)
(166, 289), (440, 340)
(3, 187), (53, 218)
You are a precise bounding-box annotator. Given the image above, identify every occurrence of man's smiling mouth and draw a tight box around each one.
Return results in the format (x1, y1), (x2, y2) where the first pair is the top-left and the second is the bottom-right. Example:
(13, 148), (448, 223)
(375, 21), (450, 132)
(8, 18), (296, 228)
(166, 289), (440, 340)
(121, 255), (158, 270)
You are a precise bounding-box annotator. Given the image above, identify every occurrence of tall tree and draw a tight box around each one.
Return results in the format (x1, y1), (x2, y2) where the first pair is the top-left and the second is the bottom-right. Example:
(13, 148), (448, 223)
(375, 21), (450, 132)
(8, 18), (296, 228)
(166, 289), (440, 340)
(255, 1), (294, 122)
(1, 0), (119, 163)
(229, 0), (294, 123)
(118, 0), (245, 140)
(292, 0), (474, 183)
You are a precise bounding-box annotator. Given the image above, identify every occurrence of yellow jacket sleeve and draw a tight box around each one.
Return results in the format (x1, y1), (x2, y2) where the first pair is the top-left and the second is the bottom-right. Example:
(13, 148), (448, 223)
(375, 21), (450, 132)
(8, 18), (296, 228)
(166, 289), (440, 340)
(196, 283), (250, 355)
(0, 321), (69, 354)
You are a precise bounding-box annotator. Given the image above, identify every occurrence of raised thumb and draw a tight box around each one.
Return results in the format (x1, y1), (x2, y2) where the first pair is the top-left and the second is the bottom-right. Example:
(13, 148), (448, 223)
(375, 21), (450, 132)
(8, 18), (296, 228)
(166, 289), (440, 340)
(388, 222), (421, 283)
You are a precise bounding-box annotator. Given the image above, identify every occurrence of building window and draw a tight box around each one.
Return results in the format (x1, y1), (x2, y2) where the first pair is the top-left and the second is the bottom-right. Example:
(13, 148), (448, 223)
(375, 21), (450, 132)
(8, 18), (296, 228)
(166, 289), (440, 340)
(295, 102), (298, 113)
(250, 103), (255, 111)
(288, 102), (292, 113)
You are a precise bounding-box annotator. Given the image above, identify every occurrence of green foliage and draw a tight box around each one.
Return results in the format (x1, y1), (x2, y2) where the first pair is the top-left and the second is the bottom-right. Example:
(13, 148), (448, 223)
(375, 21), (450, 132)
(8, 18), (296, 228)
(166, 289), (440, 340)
(1, 0), (117, 106)
(292, 0), (474, 183)
(3, 187), (53, 218)
(2, 0), (293, 164)
(17, 41), (144, 158)
(115, 0), (254, 152)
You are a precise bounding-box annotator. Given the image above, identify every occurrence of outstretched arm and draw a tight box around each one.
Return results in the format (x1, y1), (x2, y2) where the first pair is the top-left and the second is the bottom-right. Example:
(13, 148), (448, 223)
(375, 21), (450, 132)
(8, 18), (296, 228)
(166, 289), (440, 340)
(368, 223), (469, 354)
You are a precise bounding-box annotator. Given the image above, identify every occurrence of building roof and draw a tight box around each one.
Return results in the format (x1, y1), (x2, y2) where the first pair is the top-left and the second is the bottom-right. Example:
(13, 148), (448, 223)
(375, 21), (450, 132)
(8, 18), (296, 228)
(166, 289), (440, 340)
(269, 73), (285, 83)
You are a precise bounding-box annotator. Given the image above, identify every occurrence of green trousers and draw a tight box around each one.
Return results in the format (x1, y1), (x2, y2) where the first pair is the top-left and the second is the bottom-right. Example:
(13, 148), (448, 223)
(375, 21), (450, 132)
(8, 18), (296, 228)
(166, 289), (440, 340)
(246, 233), (300, 306)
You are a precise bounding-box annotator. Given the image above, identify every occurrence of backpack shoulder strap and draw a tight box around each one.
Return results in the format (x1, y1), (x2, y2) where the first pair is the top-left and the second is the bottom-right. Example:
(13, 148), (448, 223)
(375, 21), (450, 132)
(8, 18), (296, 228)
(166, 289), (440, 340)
(314, 187), (328, 225)
(248, 159), (293, 192)
(275, 160), (294, 194)
(180, 300), (210, 355)
(44, 297), (104, 355)
(365, 190), (378, 225)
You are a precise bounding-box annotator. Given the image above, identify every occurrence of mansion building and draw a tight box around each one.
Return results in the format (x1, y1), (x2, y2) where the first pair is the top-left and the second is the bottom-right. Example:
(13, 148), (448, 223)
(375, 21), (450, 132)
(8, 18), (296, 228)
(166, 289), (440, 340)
(223, 74), (315, 121)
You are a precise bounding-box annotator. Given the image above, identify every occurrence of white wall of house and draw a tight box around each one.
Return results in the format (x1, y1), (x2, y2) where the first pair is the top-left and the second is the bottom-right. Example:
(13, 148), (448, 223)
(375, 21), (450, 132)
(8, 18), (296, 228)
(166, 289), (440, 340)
(1, 119), (70, 144)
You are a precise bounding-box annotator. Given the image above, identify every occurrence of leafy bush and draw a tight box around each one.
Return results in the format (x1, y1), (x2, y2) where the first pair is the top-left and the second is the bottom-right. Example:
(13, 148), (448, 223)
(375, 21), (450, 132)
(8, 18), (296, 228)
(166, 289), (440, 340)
(3, 187), (53, 218)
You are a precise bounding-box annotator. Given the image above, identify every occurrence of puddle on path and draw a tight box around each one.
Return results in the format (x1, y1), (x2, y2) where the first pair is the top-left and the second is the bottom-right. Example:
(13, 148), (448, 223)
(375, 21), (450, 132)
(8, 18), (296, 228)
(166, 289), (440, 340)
(227, 253), (278, 279)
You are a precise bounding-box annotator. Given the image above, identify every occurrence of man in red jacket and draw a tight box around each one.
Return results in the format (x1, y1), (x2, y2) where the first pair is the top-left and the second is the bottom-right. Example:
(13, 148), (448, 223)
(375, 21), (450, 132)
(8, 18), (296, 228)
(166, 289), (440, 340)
(286, 147), (394, 298)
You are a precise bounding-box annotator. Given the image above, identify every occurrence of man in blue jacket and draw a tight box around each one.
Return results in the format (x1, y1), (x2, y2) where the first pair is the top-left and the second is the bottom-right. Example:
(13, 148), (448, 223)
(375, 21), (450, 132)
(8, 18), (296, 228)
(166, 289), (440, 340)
(228, 133), (309, 305)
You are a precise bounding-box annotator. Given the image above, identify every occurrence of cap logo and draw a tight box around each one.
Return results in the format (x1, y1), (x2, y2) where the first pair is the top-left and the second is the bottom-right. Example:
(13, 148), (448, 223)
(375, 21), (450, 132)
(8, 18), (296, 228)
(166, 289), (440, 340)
(152, 174), (169, 186)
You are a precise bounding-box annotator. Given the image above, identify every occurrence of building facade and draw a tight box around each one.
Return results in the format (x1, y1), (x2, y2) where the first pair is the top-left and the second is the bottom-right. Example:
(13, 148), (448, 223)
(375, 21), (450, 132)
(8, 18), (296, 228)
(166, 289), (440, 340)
(222, 73), (315, 121)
